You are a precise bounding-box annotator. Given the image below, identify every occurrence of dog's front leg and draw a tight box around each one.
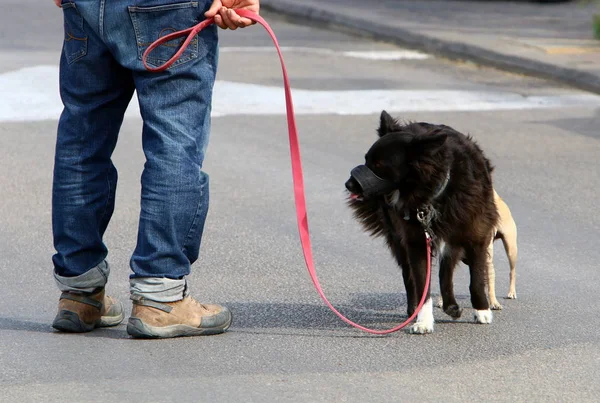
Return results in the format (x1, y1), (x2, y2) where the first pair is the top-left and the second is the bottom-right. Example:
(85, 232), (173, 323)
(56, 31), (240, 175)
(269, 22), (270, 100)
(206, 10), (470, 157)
(394, 246), (417, 317)
(406, 241), (434, 334)
(439, 244), (463, 319)
(466, 243), (493, 324)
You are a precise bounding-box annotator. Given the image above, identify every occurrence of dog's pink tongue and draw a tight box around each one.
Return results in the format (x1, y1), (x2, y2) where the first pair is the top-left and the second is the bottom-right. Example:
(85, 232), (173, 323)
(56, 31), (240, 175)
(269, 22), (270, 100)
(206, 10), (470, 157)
(350, 194), (360, 199)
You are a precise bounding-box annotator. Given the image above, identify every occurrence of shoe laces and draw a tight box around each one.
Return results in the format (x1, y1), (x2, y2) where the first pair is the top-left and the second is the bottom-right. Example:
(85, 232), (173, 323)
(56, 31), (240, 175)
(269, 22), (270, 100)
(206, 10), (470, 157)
(188, 296), (210, 312)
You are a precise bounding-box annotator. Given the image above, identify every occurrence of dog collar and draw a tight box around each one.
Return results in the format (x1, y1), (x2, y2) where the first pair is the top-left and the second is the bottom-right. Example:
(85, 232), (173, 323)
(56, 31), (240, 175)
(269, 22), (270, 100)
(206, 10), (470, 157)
(402, 171), (450, 222)
(433, 171), (451, 200)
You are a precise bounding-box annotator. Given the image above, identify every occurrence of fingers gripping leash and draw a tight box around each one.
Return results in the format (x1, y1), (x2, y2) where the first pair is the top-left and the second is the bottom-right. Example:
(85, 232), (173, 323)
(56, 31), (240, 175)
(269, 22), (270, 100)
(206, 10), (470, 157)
(142, 10), (432, 334)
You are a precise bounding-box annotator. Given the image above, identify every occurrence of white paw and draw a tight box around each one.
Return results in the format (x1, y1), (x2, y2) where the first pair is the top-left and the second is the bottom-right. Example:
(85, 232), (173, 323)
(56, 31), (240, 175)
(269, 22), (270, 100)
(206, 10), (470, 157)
(473, 309), (493, 324)
(408, 298), (434, 334)
(409, 321), (434, 334)
(506, 291), (517, 299)
(490, 300), (503, 310)
(435, 296), (443, 308)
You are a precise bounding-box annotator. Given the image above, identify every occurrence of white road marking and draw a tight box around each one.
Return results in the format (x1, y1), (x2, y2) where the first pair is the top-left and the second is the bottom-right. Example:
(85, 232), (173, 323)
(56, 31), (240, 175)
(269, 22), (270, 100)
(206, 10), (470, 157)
(0, 66), (63, 122)
(342, 50), (430, 60)
(219, 47), (431, 60)
(219, 46), (330, 54)
(2, 65), (600, 122)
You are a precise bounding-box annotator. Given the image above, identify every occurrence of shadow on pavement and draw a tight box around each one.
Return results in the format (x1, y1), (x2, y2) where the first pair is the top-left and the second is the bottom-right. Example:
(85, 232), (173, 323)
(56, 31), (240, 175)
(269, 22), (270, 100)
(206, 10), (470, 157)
(0, 292), (473, 338)
(225, 292), (472, 331)
(0, 317), (129, 339)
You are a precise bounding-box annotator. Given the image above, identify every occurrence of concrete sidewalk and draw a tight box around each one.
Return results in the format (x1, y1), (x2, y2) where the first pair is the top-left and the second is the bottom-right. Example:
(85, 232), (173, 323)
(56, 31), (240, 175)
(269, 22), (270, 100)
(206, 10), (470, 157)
(261, 0), (600, 94)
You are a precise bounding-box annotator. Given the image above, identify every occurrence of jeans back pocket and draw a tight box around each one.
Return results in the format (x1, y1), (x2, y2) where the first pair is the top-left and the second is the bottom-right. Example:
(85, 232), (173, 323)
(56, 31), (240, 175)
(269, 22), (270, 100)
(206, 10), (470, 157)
(128, 1), (201, 69)
(62, 2), (88, 64)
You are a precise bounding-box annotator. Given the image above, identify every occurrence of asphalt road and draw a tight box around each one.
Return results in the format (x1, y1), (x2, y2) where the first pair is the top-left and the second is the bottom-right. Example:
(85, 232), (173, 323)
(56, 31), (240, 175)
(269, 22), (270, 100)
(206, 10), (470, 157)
(1, 2), (599, 402)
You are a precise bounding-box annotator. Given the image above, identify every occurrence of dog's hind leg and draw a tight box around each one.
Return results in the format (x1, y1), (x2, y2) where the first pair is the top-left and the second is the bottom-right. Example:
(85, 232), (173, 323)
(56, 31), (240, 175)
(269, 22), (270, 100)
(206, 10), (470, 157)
(487, 239), (503, 310)
(435, 295), (443, 309)
(466, 243), (493, 324)
(501, 224), (518, 299)
(439, 244), (463, 319)
(495, 193), (518, 300)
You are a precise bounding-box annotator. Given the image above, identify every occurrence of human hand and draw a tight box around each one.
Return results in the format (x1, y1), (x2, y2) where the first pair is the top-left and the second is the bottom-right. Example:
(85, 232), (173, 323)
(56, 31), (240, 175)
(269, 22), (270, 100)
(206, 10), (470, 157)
(204, 0), (260, 30)
(54, 0), (61, 7)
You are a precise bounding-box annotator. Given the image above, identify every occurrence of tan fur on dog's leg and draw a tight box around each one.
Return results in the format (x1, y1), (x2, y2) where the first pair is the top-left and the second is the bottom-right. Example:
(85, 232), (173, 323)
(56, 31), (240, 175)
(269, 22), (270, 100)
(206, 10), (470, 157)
(494, 191), (518, 300)
(435, 296), (443, 308)
(487, 238), (502, 310)
(502, 222), (518, 299)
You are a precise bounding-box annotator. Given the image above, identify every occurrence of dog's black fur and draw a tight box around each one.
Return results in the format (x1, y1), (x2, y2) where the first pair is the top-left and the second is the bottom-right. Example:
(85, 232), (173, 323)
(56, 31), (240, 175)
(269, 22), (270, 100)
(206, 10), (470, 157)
(345, 111), (498, 322)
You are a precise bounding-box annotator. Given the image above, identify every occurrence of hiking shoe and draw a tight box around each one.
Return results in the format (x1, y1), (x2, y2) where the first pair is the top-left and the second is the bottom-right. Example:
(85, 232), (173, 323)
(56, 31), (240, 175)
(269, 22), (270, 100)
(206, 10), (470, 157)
(127, 295), (232, 339)
(52, 289), (124, 333)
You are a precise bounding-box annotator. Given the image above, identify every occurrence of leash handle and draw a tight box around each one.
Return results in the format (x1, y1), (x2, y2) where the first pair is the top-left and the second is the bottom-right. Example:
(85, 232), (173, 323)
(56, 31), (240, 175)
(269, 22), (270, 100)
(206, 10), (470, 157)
(142, 18), (214, 72)
(143, 10), (431, 334)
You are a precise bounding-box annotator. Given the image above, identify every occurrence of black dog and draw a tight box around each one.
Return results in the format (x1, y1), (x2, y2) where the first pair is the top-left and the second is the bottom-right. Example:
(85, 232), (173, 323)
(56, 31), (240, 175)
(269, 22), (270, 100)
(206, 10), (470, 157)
(345, 111), (498, 334)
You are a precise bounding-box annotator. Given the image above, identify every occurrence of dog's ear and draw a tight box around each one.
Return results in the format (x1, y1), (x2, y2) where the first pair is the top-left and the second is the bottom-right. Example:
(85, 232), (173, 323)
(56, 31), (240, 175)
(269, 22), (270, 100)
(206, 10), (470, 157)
(411, 129), (447, 151)
(377, 110), (399, 137)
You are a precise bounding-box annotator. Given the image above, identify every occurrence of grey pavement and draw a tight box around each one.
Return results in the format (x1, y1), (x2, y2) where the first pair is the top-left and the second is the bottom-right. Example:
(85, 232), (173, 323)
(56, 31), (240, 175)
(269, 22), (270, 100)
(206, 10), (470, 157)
(1, 1), (600, 402)
(262, 0), (600, 94)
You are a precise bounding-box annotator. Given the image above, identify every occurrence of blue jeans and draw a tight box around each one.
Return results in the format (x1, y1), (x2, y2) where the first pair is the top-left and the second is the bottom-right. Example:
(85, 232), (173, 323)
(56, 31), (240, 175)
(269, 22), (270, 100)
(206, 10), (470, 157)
(53, 0), (218, 302)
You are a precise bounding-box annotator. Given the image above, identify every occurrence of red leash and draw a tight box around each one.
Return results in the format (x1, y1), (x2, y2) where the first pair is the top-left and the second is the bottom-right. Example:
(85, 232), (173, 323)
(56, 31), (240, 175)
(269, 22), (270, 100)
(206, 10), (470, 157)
(143, 10), (431, 334)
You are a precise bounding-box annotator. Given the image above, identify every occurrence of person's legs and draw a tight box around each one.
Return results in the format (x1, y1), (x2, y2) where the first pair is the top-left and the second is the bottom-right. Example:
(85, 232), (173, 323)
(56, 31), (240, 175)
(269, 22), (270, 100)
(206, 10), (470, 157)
(53, 0), (134, 288)
(52, 0), (134, 331)
(101, 0), (230, 337)
(119, 0), (217, 300)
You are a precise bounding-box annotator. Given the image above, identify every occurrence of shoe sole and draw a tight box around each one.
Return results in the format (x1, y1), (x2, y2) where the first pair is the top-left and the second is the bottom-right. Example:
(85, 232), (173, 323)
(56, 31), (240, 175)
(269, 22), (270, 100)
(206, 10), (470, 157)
(98, 301), (125, 327)
(52, 308), (125, 333)
(126, 312), (232, 339)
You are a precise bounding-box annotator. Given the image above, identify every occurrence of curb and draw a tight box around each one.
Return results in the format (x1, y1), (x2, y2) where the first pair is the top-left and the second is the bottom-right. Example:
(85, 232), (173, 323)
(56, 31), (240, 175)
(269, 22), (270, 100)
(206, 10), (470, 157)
(261, 1), (600, 95)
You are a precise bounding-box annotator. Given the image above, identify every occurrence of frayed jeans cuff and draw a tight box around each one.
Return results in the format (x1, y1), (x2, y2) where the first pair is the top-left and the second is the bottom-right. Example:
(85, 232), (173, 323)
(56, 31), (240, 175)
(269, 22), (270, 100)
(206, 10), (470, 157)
(129, 277), (189, 303)
(54, 260), (109, 293)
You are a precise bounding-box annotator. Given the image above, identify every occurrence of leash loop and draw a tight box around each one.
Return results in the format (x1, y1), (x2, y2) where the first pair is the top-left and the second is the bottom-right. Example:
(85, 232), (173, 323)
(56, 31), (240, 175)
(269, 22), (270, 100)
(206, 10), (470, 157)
(417, 206), (436, 234)
(143, 10), (431, 334)
(142, 18), (214, 72)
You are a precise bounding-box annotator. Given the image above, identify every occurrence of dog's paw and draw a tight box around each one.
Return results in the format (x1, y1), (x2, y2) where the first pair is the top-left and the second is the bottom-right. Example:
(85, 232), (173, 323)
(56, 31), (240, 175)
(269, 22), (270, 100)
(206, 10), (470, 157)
(490, 300), (503, 310)
(444, 304), (463, 319)
(473, 309), (493, 324)
(506, 290), (517, 299)
(408, 298), (434, 334)
(408, 321), (434, 334)
(435, 296), (443, 309)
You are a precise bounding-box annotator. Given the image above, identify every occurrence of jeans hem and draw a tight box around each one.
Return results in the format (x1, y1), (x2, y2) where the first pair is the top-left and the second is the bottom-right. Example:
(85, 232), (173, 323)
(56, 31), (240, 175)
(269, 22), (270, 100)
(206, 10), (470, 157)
(130, 277), (189, 302)
(54, 260), (109, 293)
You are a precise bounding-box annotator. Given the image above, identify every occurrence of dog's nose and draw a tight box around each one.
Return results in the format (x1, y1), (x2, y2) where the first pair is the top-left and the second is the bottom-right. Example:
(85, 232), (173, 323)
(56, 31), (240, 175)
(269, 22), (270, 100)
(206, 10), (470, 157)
(345, 177), (361, 194)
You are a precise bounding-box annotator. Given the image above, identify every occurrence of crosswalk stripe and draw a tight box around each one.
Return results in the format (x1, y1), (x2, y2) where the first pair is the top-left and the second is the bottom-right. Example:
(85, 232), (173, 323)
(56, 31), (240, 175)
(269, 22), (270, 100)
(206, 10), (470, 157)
(219, 47), (431, 60)
(2, 65), (600, 122)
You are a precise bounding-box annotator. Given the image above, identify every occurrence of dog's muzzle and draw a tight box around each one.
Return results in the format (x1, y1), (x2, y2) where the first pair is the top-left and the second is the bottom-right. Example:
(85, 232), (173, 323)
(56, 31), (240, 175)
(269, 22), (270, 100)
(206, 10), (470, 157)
(350, 165), (397, 198)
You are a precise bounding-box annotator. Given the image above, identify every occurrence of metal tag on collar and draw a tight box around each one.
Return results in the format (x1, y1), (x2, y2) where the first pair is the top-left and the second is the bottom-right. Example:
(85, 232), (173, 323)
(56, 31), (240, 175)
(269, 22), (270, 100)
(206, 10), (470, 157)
(416, 205), (435, 232)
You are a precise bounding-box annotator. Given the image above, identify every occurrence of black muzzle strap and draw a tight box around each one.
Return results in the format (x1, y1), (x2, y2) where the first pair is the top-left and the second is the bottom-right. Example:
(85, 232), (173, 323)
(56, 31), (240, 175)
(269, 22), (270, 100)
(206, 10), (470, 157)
(350, 165), (397, 198)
